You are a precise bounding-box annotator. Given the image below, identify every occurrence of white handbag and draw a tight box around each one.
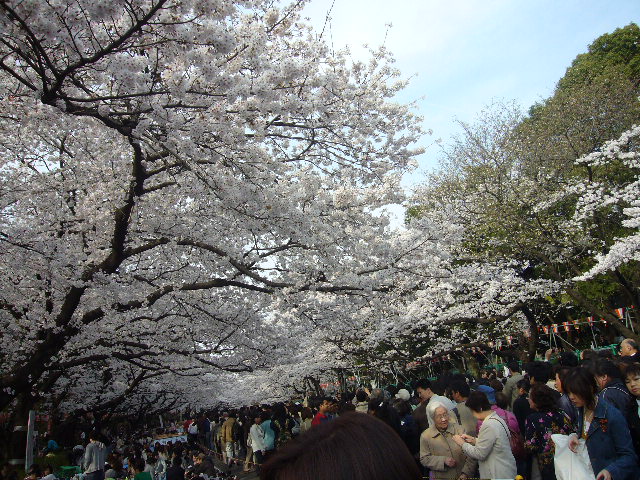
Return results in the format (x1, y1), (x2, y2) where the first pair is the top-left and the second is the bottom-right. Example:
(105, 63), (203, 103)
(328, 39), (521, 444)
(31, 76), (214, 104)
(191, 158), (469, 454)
(552, 434), (596, 480)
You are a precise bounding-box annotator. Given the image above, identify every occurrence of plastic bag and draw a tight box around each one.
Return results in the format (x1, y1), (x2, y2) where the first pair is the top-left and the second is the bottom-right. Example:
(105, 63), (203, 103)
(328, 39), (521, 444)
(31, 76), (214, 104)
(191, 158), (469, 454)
(552, 434), (596, 480)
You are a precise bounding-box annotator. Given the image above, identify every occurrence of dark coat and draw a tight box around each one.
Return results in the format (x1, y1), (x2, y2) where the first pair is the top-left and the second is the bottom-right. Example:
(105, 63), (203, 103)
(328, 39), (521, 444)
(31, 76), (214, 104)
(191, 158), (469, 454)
(557, 393), (578, 425)
(598, 378), (632, 416)
(626, 399), (640, 457)
(524, 410), (573, 480)
(513, 394), (532, 435)
(165, 466), (184, 480)
(575, 399), (638, 480)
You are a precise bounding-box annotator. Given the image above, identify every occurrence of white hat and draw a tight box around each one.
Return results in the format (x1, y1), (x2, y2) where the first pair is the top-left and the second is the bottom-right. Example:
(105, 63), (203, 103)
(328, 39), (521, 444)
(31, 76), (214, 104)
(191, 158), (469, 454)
(395, 388), (410, 401)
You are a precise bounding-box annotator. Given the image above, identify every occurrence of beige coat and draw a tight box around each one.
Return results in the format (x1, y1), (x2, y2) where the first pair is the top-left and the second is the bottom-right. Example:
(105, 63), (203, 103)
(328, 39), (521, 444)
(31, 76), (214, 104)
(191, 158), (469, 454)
(455, 401), (477, 436)
(420, 423), (477, 480)
(503, 373), (524, 409)
(220, 417), (237, 444)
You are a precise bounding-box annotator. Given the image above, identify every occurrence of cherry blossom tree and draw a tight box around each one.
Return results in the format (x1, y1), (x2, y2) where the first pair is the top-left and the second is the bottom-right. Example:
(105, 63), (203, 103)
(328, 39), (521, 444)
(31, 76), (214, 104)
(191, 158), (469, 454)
(0, 0), (424, 423)
(537, 125), (640, 310)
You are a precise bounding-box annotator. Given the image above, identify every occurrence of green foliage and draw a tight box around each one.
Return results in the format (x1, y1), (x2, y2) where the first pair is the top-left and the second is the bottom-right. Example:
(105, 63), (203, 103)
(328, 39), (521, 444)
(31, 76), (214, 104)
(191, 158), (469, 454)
(412, 24), (640, 341)
(558, 23), (640, 90)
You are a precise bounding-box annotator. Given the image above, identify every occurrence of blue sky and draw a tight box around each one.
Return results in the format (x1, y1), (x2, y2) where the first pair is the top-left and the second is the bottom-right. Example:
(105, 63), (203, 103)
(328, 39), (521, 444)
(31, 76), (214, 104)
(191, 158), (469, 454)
(302, 0), (639, 190)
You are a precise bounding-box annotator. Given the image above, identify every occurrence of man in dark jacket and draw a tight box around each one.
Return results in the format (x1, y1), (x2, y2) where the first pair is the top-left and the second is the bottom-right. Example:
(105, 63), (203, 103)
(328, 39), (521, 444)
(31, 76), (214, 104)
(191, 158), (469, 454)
(595, 359), (631, 414)
(620, 339), (640, 362)
(166, 457), (185, 480)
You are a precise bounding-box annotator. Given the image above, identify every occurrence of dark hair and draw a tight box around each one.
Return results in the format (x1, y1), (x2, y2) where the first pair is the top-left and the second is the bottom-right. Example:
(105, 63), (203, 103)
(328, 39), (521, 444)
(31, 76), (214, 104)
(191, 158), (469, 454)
(315, 397), (335, 408)
(489, 379), (503, 392)
(494, 392), (509, 410)
(272, 403), (288, 420)
(260, 413), (420, 480)
(465, 391), (491, 413)
(622, 362), (640, 379)
(558, 351), (579, 367)
(172, 457), (182, 466)
(516, 378), (530, 392)
(356, 390), (368, 402)
(450, 380), (470, 398)
(594, 359), (622, 380)
(528, 361), (551, 384)
(390, 398), (411, 417)
(301, 407), (313, 421)
(27, 465), (41, 477)
(562, 367), (598, 410)
(623, 363), (640, 398)
(507, 361), (520, 373)
(341, 402), (356, 414)
(597, 349), (613, 359)
(554, 365), (572, 381)
(132, 458), (145, 473)
(529, 383), (558, 412)
(368, 401), (402, 436)
(414, 379), (431, 391)
(430, 380), (446, 396)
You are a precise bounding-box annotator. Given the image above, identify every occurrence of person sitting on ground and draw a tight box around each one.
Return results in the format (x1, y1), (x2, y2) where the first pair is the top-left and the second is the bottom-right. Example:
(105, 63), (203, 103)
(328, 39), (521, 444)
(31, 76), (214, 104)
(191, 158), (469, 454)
(188, 453), (215, 480)
(42, 435), (59, 455)
(41, 466), (56, 480)
(105, 455), (122, 480)
(260, 412), (422, 480)
(1, 463), (18, 480)
(24, 464), (41, 480)
(420, 402), (477, 480)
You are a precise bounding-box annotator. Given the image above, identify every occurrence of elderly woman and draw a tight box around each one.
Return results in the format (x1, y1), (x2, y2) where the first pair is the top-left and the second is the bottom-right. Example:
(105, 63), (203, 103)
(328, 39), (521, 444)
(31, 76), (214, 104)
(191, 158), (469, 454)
(420, 402), (477, 480)
(453, 391), (517, 480)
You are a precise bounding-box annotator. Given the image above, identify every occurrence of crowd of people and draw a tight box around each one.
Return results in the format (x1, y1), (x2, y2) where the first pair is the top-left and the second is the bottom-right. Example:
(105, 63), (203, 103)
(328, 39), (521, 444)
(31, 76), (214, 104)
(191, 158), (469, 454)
(11, 338), (640, 480)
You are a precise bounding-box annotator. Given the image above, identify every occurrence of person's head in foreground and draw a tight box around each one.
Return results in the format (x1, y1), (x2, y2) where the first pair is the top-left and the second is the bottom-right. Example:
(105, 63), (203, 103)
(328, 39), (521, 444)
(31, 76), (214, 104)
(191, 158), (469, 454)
(259, 412), (420, 480)
(562, 367), (598, 409)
